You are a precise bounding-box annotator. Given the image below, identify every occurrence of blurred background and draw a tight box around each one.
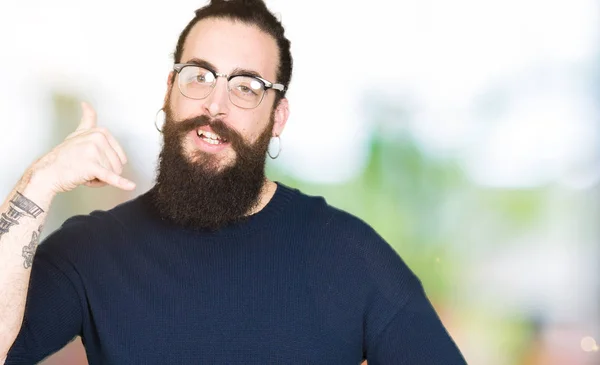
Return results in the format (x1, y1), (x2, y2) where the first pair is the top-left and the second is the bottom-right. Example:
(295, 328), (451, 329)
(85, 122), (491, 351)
(1, 0), (599, 364)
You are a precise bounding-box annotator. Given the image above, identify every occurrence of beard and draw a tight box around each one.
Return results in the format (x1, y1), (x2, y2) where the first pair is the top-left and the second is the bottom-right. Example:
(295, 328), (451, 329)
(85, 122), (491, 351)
(149, 104), (274, 231)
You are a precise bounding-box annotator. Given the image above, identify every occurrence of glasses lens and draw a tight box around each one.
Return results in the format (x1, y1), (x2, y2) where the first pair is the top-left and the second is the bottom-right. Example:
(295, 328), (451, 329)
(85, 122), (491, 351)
(229, 76), (265, 109)
(178, 66), (215, 99)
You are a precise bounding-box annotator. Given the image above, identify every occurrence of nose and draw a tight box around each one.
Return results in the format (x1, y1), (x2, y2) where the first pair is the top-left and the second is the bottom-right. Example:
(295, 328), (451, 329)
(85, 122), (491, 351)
(202, 77), (230, 118)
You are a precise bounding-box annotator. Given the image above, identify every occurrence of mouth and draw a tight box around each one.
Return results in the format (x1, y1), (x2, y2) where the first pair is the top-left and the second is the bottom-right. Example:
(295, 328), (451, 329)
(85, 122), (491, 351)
(196, 129), (228, 145)
(189, 128), (232, 155)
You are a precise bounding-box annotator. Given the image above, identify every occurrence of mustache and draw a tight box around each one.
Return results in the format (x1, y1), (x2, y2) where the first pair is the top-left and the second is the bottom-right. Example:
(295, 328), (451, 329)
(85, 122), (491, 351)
(171, 114), (245, 150)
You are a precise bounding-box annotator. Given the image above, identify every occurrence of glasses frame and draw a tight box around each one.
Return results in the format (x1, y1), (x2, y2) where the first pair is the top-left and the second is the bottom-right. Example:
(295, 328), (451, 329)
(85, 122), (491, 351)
(173, 63), (286, 109)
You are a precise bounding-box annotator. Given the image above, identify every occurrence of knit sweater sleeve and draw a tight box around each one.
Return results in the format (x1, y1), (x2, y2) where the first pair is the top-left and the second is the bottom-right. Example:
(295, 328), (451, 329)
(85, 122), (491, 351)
(365, 280), (468, 364)
(5, 222), (85, 364)
(338, 214), (468, 364)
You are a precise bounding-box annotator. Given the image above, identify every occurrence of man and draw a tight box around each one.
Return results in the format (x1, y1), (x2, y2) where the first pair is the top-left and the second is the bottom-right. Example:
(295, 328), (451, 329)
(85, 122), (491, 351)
(0, 0), (468, 363)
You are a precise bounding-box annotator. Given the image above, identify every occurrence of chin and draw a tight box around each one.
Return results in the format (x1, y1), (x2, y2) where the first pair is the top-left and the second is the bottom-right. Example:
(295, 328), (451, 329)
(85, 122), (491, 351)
(187, 150), (236, 170)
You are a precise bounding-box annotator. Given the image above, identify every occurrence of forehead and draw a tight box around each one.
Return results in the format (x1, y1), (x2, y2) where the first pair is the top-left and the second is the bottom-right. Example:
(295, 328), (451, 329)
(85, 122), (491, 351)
(182, 17), (279, 81)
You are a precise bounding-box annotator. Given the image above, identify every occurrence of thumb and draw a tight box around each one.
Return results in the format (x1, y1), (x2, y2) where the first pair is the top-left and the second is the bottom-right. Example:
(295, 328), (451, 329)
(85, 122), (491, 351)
(76, 101), (97, 132)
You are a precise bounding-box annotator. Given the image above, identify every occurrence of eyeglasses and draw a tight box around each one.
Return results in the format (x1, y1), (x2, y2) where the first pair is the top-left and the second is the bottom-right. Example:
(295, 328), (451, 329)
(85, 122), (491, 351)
(173, 63), (286, 109)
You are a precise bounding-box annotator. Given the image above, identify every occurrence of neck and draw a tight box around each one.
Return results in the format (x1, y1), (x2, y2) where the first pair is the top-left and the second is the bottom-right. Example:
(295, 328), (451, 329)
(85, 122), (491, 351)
(247, 179), (277, 216)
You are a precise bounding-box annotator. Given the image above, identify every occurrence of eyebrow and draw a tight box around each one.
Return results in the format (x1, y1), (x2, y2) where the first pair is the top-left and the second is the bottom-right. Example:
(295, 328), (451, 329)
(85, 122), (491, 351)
(186, 58), (217, 72)
(185, 57), (265, 79)
(230, 67), (263, 79)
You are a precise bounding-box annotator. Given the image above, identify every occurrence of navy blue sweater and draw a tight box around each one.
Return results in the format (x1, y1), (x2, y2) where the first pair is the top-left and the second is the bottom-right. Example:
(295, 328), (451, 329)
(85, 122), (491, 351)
(7, 182), (466, 364)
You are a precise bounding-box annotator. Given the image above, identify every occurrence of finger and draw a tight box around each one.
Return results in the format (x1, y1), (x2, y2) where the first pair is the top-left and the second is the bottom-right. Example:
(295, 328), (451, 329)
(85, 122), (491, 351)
(76, 102), (97, 132)
(84, 179), (107, 188)
(86, 131), (122, 173)
(101, 130), (128, 165)
(100, 144), (124, 176)
(92, 165), (136, 191)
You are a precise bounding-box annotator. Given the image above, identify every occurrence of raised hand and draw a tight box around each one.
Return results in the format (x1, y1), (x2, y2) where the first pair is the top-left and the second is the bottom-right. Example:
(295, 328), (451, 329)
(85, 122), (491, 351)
(31, 102), (136, 195)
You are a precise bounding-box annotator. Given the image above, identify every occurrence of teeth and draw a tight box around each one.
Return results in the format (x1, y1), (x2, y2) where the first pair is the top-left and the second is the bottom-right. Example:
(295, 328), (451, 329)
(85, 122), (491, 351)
(196, 129), (224, 145)
(203, 138), (221, 145)
(196, 129), (222, 141)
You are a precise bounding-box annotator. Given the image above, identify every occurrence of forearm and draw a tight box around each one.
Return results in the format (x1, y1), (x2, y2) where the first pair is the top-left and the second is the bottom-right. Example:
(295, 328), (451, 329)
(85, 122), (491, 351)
(0, 168), (55, 358)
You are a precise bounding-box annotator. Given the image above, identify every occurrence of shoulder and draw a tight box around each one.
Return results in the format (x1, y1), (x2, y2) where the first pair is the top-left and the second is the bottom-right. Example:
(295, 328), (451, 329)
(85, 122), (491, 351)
(286, 185), (425, 316)
(284, 183), (398, 254)
(288, 183), (422, 287)
(50, 190), (147, 237)
(36, 191), (149, 266)
(285, 183), (387, 245)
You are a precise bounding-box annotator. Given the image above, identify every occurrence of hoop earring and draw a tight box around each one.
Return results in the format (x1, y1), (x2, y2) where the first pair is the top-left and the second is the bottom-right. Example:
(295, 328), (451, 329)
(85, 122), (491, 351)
(268, 135), (282, 159)
(155, 108), (166, 133)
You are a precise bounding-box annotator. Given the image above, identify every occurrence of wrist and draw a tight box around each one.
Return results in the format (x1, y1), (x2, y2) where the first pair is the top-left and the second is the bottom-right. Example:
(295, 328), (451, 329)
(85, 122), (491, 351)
(20, 166), (57, 211)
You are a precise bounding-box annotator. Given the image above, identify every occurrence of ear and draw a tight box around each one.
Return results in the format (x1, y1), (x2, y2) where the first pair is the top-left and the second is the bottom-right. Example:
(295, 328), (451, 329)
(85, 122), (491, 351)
(271, 98), (290, 137)
(164, 71), (175, 107)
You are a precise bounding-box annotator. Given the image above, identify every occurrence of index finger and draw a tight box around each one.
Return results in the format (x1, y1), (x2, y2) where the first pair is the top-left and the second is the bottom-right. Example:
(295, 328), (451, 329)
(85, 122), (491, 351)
(102, 130), (128, 165)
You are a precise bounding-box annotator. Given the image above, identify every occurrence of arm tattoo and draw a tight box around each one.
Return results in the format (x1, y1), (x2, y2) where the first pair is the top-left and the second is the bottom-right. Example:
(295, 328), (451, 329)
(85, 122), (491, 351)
(22, 225), (43, 269)
(0, 192), (44, 239)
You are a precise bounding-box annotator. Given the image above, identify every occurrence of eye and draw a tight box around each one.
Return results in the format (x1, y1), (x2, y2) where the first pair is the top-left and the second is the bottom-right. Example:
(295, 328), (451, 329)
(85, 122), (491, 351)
(237, 85), (255, 95)
(194, 72), (215, 84)
(183, 67), (214, 85)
